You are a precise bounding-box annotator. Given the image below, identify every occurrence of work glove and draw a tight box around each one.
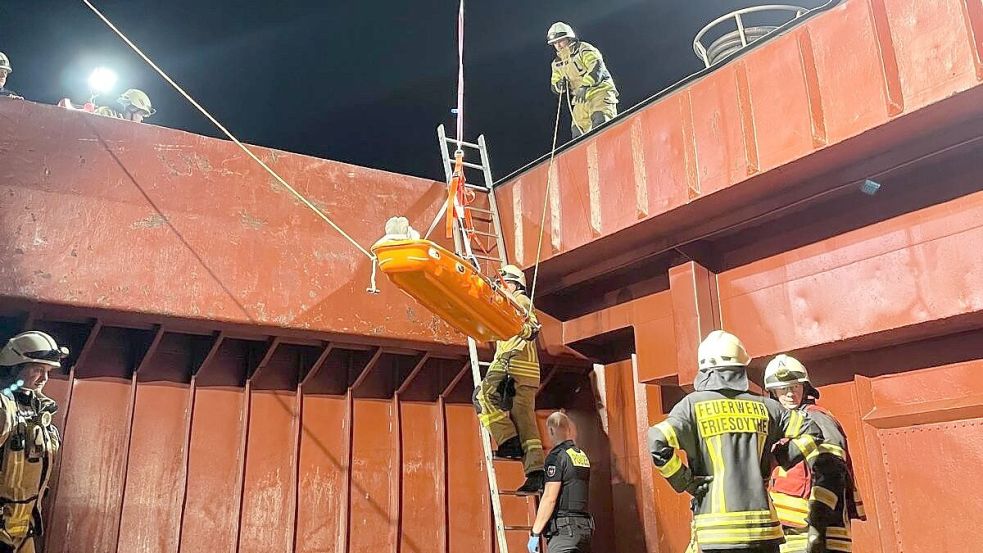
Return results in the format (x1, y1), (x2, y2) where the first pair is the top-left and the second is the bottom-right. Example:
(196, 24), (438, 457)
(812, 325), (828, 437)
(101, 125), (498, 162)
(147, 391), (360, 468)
(527, 533), (541, 553)
(527, 322), (542, 342)
(806, 525), (827, 553)
(685, 475), (713, 500)
(573, 86), (588, 103)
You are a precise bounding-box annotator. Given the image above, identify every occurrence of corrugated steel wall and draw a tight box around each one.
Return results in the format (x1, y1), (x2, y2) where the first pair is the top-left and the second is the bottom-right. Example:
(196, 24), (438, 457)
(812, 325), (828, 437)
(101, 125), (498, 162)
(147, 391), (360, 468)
(0, 317), (604, 553)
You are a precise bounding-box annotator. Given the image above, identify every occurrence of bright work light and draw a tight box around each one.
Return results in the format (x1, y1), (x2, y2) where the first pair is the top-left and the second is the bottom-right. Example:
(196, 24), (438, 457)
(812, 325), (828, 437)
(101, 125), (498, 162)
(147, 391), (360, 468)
(87, 67), (118, 94)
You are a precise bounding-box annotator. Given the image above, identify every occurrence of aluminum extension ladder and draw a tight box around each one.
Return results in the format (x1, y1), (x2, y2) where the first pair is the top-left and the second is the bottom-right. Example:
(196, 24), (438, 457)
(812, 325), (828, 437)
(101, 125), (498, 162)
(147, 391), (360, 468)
(436, 124), (535, 552)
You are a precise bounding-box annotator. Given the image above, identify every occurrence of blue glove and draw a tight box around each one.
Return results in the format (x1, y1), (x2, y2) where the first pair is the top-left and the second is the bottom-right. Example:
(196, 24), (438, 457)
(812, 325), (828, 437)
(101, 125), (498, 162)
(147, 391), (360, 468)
(528, 534), (541, 553)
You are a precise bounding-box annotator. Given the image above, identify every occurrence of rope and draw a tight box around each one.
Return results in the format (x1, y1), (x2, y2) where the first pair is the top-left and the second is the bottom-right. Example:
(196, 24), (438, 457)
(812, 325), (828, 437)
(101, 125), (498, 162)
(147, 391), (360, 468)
(82, 0), (376, 262)
(526, 89), (566, 311)
(455, 0), (465, 149)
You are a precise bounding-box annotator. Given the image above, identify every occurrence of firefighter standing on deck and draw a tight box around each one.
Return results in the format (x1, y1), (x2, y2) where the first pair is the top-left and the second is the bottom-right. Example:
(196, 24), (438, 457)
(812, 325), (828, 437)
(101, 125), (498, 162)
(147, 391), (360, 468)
(0, 53), (23, 99)
(0, 331), (67, 553)
(647, 330), (844, 553)
(94, 88), (156, 122)
(528, 411), (593, 553)
(473, 264), (545, 495)
(547, 22), (619, 138)
(764, 355), (864, 553)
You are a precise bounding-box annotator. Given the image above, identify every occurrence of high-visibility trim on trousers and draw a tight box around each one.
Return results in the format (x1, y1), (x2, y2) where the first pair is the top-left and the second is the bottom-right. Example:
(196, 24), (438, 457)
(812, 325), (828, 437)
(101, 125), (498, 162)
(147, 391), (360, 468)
(780, 527), (852, 553)
(694, 510), (784, 544)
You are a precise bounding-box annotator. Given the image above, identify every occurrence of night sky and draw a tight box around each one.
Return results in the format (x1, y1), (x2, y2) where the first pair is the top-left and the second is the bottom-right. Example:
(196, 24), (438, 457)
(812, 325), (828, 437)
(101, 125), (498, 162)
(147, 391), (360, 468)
(2, 1), (825, 180)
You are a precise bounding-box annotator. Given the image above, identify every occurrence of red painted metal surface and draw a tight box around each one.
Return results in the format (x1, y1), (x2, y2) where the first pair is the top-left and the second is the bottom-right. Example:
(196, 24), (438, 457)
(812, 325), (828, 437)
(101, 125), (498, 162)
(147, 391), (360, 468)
(180, 386), (246, 553)
(496, 0), (983, 298)
(116, 382), (191, 553)
(0, 100), (461, 348)
(718, 189), (983, 358)
(3, 1), (983, 551)
(295, 394), (349, 553)
(239, 390), (297, 553)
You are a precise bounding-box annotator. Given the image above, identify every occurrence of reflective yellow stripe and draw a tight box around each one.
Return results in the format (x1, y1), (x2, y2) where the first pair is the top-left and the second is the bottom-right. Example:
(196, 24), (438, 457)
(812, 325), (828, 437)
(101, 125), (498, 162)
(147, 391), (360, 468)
(479, 409), (509, 427)
(695, 510), (776, 524)
(786, 410), (804, 437)
(696, 524), (783, 544)
(655, 421), (679, 449)
(705, 435), (726, 512)
(820, 443), (846, 458)
(770, 492), (809, 527)
(658, 452), (683, 477)
(792, 435), (819, 461)
(810, 485), (839, 509)
(523, 439), (543, 451)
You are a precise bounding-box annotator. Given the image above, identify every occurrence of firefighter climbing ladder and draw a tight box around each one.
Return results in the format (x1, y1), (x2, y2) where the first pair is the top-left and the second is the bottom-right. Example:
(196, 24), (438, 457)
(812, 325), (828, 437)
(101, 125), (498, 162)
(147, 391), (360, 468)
(436, 123), (525, 552)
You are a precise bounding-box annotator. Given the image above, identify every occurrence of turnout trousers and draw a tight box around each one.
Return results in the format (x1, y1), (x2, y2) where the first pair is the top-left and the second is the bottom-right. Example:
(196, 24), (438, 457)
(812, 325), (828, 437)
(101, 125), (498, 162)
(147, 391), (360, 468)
(476, 367), (544, 475)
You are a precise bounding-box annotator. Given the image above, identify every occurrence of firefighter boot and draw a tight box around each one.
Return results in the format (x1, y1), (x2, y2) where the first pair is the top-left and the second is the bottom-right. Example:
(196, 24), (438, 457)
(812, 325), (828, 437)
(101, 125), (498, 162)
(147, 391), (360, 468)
(495, 436), (523, 460)
(516, 470), (545, 496)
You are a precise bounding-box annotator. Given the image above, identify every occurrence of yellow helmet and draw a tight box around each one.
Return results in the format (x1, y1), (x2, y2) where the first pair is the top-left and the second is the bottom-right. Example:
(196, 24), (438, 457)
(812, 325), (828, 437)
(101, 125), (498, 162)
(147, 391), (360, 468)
(0, 331), (69, 368)
(499, 264), (527, 288)
(547, 22), (576, 44)
(763, 354), (810, 390)
(697, 330), (750, 371)
(118, 88), (156, 117)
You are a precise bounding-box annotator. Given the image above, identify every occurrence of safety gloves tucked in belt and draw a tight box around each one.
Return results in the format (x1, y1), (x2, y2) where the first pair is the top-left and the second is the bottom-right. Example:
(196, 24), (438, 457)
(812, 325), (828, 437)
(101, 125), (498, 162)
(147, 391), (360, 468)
(684, 475), (713, 500)
(527, 533), (541, 553)
(573, 86), (588, 103)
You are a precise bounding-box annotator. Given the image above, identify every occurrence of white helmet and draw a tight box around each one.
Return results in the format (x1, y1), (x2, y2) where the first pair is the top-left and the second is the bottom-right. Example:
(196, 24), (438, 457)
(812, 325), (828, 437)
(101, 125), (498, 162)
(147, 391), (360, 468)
(764, 354), (811, 390)
(0, 52), (11, 74)
(547, 22), (576, 44)
(499, 264), (527, 289)
(0, 331), (69, 368)
(697, 330), (750, 371)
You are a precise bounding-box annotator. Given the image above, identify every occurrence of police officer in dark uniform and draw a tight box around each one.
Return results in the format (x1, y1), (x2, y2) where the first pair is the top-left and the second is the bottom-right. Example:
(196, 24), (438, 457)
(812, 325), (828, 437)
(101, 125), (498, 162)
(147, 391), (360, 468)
(528, 411), (593, 553)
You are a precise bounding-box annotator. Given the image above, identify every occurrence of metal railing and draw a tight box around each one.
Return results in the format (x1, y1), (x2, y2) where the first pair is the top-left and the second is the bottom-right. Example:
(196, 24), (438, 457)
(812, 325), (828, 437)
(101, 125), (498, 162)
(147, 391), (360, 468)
(694, 5), (808, 67)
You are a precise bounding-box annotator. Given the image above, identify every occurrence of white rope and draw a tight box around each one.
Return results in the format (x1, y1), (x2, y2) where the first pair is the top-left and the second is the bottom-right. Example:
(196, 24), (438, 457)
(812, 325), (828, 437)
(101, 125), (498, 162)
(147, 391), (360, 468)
(82, 0), (376, 261)
(526, 89), (566, 311)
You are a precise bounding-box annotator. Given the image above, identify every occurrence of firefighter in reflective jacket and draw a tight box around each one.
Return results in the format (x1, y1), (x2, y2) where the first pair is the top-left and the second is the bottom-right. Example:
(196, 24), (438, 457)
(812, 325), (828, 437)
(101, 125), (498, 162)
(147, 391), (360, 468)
(764, 355), (864, 553)
(0, 331), (67, 553)
(474, 265), (545, 495)
(647, 331), (839, 553)
(547, 22), (619, 138)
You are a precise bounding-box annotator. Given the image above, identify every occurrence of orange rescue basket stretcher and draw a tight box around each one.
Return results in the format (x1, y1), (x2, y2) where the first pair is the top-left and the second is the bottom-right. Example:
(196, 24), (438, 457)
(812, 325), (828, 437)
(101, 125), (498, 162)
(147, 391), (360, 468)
(372, 239), (527, 342)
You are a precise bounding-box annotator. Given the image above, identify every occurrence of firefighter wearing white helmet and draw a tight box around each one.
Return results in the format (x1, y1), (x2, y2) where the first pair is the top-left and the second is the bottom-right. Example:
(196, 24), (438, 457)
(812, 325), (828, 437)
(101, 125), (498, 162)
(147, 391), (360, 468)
(764, 355), (865, 553)
(547, 22), (619, 138)
(648, 331), (839, 553)
(94, 88), (155, 123)
(0, 52), (23, 99)
(473, 264), (545, 496)
(0, 331), (67, 552)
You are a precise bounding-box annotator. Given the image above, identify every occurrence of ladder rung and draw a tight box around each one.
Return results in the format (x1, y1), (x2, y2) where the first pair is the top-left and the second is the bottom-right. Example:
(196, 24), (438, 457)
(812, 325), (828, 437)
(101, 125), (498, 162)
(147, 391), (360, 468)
(461, 160), (486, 171)
(468, 206), (493, 214)
(478, 361), (491, 367)
(472, 253), (500, 261)
(444, 138), (481, 150)
(463, 182), (490, 192)
(466, 229), (498, 238)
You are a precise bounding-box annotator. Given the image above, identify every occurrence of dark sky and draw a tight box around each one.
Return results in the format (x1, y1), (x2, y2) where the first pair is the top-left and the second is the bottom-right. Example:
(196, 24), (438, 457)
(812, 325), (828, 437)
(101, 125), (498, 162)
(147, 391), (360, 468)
(2, 0), (825, 180)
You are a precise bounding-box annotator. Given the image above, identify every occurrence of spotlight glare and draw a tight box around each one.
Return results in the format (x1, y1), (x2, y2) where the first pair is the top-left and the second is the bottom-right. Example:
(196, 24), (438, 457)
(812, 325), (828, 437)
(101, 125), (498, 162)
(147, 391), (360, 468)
(88, 67), (118, 94)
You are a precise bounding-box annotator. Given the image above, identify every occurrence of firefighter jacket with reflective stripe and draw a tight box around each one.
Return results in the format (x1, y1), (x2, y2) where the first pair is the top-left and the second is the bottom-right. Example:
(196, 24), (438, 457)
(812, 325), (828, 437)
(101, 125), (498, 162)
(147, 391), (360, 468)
(489, 291), (540, 384)
(648, 391), (826, 550)
(770, 403), (864, 553)
(550, 42), (618, 101)
(0, 389), (59, 546)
